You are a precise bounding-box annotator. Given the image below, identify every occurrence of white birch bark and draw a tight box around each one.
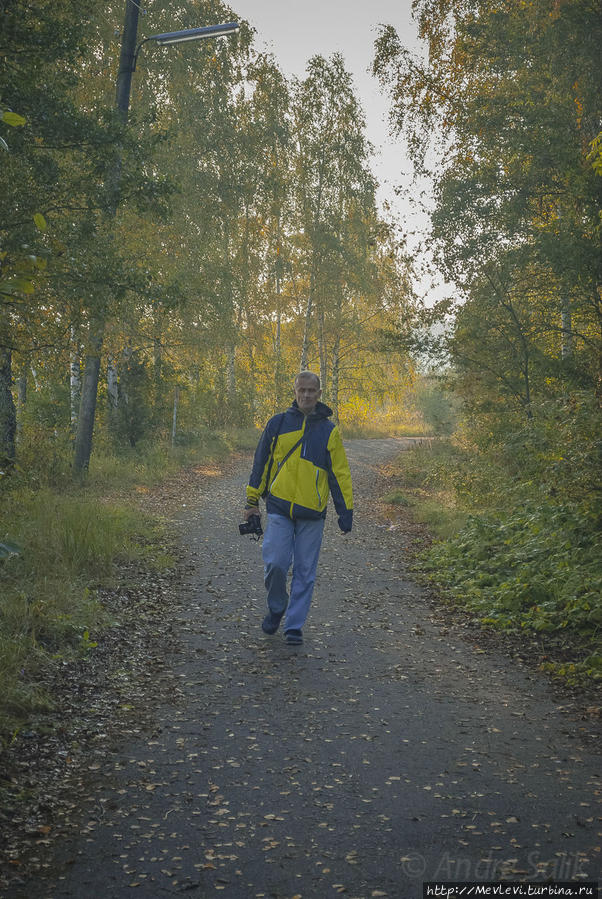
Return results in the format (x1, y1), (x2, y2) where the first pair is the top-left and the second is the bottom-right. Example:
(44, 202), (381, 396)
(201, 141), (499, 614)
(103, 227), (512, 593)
(561, 297), (573, 359)
(171, 385), (179, 447)
(331, 337), (340, 424)
(107, 355), (119, 412)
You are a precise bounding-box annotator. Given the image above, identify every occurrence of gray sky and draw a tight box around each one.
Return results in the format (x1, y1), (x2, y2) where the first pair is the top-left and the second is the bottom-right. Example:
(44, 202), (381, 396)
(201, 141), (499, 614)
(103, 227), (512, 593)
(231, 0), (440, 301)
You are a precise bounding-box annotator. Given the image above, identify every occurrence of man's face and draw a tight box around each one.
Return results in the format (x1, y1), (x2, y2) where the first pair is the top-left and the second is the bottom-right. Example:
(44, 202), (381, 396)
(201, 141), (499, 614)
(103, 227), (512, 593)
(294, 377), (321, 415)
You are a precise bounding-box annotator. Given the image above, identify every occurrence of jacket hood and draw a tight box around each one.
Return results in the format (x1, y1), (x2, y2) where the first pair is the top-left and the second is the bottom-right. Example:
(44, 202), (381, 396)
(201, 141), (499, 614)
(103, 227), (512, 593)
(289, 399), (333, 420)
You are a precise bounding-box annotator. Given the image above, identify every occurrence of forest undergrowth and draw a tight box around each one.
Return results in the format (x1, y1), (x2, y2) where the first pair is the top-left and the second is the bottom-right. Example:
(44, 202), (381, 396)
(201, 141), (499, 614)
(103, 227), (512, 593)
(384, 395), (602, 687)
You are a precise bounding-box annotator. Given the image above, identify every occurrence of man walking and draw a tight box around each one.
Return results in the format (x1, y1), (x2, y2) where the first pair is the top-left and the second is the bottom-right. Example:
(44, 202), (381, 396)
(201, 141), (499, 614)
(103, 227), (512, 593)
(243, 371), (353, 645)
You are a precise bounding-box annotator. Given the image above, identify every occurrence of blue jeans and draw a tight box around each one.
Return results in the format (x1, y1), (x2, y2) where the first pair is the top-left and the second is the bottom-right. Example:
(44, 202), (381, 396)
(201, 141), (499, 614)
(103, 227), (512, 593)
(262, 513), (325, 632)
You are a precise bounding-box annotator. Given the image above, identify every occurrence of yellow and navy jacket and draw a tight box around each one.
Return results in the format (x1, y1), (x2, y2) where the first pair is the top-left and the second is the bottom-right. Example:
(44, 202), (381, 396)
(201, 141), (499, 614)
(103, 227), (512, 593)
(246, 401), (353, 532)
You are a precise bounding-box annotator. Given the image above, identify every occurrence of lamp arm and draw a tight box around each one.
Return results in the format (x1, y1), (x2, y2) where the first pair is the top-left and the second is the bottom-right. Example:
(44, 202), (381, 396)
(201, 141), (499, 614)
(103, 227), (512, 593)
(132, 36), (153, 72)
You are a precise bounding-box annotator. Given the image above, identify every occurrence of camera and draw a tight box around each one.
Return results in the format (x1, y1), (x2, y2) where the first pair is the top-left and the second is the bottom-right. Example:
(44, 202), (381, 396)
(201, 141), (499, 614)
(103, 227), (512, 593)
(239, 513), (263, 537)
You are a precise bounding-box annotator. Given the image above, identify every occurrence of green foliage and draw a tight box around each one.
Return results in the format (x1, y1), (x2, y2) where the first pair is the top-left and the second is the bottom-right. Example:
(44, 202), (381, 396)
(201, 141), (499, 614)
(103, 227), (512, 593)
(99, 427), (234, 482)
(4, 489), (147, 578)
(541, 653), (602, 687)
(385, 440), (469, 538)
(588, 132), (602, 177)
(0, 493), (139, 738)
(0, 105), (26, 153)
(422, 501), (601, 639)
(398, 396), (601, 677)
(0, 420), (250, 739)
(2, 0), (414, 478)
(1, 110), (27, 129)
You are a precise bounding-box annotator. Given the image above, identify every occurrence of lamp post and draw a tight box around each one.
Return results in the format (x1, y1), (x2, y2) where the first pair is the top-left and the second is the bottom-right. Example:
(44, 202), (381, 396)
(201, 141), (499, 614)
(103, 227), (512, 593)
(73, 6), (239, 475)
(116, 8), (239, 122)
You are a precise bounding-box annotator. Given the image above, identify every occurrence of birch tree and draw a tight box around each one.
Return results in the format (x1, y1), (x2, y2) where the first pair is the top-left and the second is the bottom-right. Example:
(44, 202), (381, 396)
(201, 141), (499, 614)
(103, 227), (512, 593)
(293, 54), (375, 377)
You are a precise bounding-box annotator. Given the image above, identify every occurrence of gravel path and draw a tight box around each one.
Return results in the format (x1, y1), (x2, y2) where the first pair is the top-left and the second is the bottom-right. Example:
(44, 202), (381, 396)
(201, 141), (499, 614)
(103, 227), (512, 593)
(26, 438), (601, 898)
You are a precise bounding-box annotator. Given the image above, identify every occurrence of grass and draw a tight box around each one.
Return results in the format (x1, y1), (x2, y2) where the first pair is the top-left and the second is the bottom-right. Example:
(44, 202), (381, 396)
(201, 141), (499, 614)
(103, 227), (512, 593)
(382, 488), (412, 506)
(0, 425), (249, 744)
(86, 429), (242, 491)
(411, 497), (468, 541)
(382, 441), (469, 540)
(383, 437), (602, 685)
(0, 488), (165, 742)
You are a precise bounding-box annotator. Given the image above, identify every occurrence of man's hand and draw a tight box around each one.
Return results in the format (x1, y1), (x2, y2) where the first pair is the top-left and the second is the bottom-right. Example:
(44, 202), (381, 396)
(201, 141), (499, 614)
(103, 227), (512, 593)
(243, 506), (260, 522)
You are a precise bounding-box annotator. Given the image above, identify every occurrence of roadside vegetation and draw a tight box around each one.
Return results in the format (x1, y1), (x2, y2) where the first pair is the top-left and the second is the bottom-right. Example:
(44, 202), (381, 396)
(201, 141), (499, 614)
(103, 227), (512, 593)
(384, 390), (601, 686)
(0, 427), (255, 745)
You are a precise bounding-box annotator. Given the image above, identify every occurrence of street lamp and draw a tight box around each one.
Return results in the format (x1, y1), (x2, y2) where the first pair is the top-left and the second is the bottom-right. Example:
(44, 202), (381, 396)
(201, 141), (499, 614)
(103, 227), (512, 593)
(132, 22), (240, 70)
(116, 13), (240, 117)
(151, 23), (240, 45)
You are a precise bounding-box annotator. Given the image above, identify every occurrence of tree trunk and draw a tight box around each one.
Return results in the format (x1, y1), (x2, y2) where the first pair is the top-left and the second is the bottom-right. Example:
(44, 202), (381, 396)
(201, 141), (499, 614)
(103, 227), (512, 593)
(598, 295), (602, 404)
(318, 307), (327, 395)
(274, 225), (282, 367)
(300, 252), (317, 372)
(519, 352), (533, 421)
(300, 288), (313, 371)
(71, 0), (139, 474)
(226, 344), (236, 404)
(73, 320), (104, 475)
(561, 295), (573, 359)
(107, 354), (119, 431)
(17, 369), (27, 407)
(70, 343), (81, 430)
(275, 310), (287, 405)
(0, 347), (16, 464)
(16, 368), (27, 446)
(171, 385), (179, 447)
(300, 156), (324, 372)
(248, 346), (256, 422)
(274, 240), (287, 404)
(331, 337), (340, 424)
(120, 343), (133, 406)
(275, 311), (281, 362)
(153, 334), (162, 423)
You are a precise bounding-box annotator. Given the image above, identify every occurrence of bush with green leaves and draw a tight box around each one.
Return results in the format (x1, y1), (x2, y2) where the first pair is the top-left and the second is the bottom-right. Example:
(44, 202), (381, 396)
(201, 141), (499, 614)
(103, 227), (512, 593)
(398, 394), (601, 681)
(421, 501), (601, 634)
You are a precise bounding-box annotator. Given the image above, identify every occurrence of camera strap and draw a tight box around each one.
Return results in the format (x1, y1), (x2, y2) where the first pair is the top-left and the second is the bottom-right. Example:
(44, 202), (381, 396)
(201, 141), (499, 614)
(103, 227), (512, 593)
(261, 412), (286, 499)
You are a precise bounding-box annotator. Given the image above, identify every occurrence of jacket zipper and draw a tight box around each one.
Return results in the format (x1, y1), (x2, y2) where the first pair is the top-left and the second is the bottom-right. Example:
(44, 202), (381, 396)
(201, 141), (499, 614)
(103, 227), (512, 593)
(315, 469), (322, 506)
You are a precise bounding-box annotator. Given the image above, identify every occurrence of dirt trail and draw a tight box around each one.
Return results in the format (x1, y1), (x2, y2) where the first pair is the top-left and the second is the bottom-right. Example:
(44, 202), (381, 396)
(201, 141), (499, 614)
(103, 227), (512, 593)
(17, 438), (601, 897)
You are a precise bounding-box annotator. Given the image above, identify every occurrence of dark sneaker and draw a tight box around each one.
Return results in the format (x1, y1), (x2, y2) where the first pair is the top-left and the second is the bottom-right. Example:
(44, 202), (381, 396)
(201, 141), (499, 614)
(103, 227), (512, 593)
(262, 612), (282, 635)
(284, 629), (303, 645)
